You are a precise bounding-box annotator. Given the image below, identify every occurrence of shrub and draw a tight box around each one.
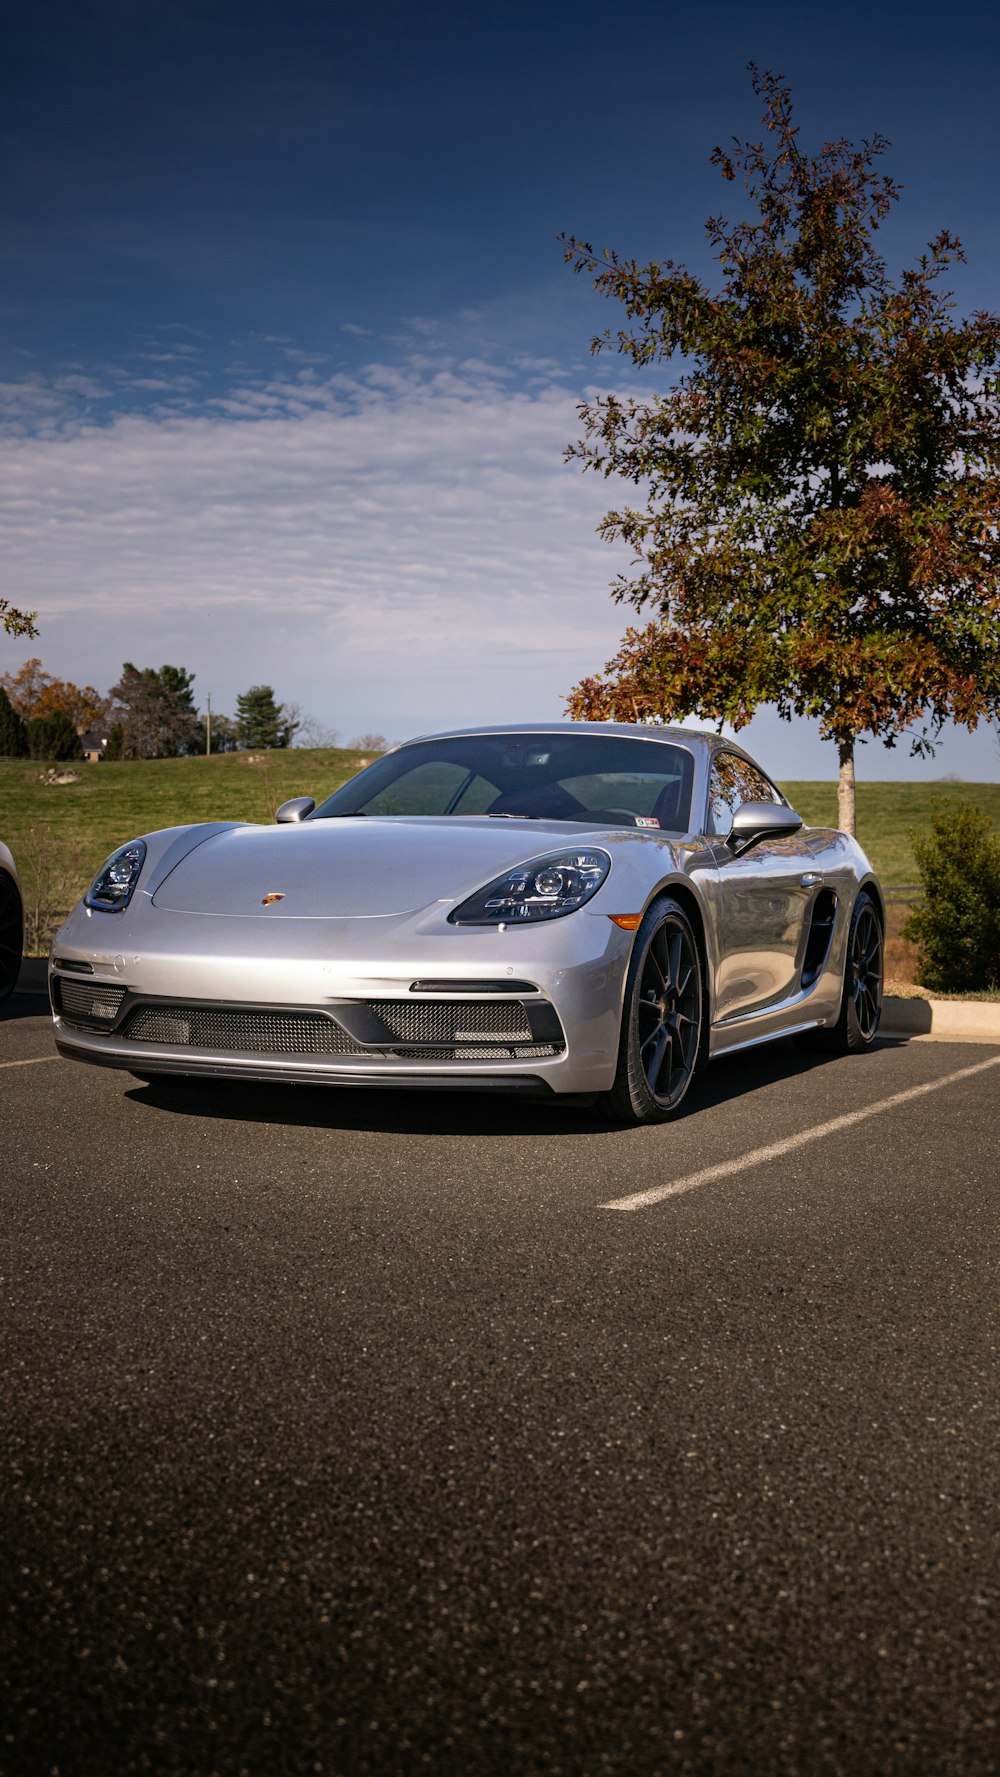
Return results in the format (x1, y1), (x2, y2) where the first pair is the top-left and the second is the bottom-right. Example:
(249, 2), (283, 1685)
(903, 802), (1000, 992)
(16, 825), (91, 955)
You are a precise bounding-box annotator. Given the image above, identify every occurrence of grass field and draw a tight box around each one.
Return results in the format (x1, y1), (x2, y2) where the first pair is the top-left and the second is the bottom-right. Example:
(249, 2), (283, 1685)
(2, 748), (998, 951)
(1, 747), (369, 949)
(780, 779), (1000, 886)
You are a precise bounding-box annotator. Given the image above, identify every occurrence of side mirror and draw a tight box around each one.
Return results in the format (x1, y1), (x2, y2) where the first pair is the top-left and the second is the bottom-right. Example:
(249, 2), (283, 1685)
(728, 800), (803, 855)
(276, 797), (315, 824)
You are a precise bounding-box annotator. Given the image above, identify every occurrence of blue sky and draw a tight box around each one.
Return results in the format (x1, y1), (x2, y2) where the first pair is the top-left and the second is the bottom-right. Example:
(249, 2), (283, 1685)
(2, 0), (998, 779)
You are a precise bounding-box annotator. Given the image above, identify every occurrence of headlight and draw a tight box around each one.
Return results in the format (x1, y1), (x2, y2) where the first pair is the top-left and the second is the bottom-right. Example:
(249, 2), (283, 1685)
(449, 848), (610, 925)
(85, 840), (147, 912)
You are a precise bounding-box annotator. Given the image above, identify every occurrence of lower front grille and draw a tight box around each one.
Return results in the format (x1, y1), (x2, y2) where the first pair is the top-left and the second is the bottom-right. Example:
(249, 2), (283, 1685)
(111, 996), (565, 1065)
(57, 978), (128, 1027)
(123, 1007), (364, 1055)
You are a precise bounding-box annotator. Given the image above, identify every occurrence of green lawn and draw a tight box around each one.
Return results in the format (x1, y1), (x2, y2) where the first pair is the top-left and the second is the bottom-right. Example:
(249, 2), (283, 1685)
(2, 748), (998, 950)
(1, 747), (371, 949)
(779, 779), (1000, 887)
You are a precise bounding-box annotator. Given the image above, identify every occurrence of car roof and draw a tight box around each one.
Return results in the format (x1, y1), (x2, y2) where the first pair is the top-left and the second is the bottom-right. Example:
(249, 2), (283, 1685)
(405, 721), (722, 749)
(399, 723), (770, 776)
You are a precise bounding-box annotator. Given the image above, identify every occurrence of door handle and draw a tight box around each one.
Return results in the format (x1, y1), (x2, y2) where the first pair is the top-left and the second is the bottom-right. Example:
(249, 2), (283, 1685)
(800, 872), (822, 886)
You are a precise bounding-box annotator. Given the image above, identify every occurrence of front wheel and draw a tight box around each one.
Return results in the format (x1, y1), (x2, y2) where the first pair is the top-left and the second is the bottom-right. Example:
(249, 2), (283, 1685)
(824, 890), (883, 1053)
(601, 896), (703, 1126)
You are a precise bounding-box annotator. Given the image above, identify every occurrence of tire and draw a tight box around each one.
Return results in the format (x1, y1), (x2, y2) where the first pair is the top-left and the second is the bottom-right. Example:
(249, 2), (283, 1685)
(601, 895), (704, 1126)
(824, 890), (883, 1054)
(0, 872), (24, 1007)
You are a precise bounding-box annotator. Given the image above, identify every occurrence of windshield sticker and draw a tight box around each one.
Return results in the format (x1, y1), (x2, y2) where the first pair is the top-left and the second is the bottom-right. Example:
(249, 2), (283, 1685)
(635, 816), (660, 828)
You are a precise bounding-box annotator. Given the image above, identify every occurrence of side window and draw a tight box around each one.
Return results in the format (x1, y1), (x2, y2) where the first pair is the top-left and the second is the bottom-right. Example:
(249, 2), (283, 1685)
(707, 753), (783, 835)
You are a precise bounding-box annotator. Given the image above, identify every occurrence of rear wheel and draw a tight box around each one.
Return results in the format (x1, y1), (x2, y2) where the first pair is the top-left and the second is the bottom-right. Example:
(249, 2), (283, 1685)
(0, 872), (24, 1006)
(601, 896), (703, 1126)
(824, 890), (883, 1053)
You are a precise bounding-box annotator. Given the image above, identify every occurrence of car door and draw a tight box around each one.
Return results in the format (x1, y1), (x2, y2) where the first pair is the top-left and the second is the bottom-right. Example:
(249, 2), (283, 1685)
(706, 751), (814, 1023)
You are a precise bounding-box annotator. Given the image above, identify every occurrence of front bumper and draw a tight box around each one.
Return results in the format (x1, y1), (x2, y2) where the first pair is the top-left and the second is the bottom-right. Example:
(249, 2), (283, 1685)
(49, 897), (633, 1095)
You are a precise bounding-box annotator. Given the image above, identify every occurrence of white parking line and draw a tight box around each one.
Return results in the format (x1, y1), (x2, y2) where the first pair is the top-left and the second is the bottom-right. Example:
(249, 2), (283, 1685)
(0, 1055), (60, 1070)
(600, 1053), (1000, 1212)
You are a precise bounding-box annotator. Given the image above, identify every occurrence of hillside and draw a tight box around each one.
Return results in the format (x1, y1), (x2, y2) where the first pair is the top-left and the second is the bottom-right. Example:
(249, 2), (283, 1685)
(2, 748), (998, 950)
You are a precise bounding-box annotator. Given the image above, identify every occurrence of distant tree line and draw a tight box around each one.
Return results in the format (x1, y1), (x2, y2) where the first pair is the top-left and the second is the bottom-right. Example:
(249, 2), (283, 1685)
(0, 658), (344, 760)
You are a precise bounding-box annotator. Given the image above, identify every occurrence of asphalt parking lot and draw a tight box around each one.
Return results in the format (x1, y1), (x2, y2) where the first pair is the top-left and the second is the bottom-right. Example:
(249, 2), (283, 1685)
(3, 987), (999, 1777)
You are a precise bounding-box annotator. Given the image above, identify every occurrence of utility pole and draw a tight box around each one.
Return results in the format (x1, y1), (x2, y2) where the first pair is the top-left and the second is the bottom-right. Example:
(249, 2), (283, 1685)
(206, 692), (212, 757)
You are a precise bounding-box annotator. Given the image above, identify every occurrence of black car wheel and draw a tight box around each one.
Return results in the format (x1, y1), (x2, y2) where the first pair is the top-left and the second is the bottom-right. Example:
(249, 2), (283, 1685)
(825, 890), (883, 1053)
(0, 871), (23, 1006)
(602, 896), (703, 1125)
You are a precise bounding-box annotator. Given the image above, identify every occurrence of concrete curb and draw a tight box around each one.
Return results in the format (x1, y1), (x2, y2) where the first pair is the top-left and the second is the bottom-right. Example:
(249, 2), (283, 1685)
(14, 959), (1000, 1042)
(879, 995), (1000, 1043)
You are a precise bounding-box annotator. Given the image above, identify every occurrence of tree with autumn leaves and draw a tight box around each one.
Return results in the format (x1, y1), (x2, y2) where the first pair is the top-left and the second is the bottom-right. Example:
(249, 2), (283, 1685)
(563, 67), (1000, 833)
(0, 599), (37, 643)
(1, 657), (110, 734)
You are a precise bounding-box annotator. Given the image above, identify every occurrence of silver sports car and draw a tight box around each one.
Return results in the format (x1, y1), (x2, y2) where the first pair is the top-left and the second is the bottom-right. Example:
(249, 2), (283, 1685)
(49, 723), (884, 1124)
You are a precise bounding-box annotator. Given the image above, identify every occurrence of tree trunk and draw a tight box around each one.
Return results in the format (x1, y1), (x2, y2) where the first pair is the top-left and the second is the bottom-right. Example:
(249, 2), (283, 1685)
(837, 737), (856, 837)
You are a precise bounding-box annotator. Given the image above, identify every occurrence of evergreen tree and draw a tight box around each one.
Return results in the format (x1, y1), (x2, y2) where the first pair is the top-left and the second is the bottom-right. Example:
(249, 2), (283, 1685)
(236, 685), (298, 749)
(0, 685), (28, 757)
(27, 710), (82, 761)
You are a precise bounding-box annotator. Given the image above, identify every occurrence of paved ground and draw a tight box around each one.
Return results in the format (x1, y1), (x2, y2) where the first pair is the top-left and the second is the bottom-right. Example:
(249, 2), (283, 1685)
(2, 988), (998, 1776)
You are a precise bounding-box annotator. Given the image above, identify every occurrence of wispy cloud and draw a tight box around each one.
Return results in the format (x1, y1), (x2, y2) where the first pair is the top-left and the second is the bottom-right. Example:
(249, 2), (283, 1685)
(0, 360), (626, 736)
(54, 374), (113, 399)
(138, 349), (202, 363)
(125, 375), (201, 393)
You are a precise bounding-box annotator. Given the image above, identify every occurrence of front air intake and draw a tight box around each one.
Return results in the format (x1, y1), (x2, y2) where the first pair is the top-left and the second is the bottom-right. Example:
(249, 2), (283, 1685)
(123, 1007), (364, 1054)
(57, 978), (127, 1027)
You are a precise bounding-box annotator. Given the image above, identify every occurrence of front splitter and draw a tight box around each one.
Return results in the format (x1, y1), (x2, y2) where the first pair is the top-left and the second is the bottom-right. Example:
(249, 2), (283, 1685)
(54, 1034), (559, 1096)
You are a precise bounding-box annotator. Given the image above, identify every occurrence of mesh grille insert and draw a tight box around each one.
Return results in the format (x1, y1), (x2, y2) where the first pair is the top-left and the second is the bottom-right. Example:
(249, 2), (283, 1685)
(123, 1006), (364, 1055)
(112, 998), (563, 1063)
(368, 1000), (533, 1043)
(58, 979), (127, 1024)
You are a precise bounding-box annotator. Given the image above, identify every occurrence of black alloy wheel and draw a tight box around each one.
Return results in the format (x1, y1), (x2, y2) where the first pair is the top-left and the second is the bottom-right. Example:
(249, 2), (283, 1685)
(0, 871), (24, 1006)
(849, 899), (883, 1041)
(825, 890), (883, 1053)
(603, 896), (703, 1125)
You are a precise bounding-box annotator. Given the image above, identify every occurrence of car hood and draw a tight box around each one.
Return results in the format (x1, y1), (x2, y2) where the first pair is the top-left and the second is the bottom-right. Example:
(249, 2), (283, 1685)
(149, 816), (618, 918)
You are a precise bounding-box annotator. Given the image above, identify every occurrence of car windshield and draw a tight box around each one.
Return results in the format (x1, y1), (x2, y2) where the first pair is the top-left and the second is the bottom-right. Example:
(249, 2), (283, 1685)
(312, 733), (694, 831)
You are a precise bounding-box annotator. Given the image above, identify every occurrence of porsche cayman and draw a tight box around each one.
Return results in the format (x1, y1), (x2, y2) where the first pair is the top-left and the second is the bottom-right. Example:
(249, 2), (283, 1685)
(49, 724), (884, 1123)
